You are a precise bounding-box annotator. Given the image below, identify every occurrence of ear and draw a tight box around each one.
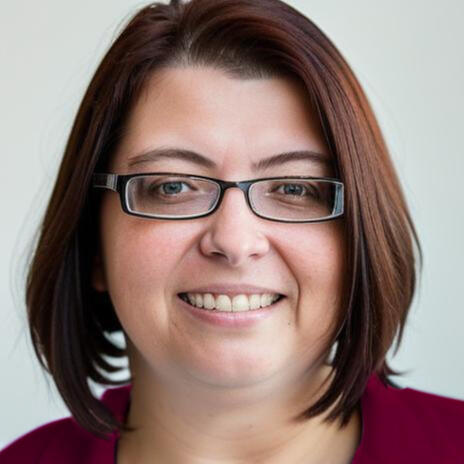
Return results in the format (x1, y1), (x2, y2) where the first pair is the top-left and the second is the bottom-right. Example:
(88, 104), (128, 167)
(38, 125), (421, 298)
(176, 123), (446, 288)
(92, 253), (107, 292)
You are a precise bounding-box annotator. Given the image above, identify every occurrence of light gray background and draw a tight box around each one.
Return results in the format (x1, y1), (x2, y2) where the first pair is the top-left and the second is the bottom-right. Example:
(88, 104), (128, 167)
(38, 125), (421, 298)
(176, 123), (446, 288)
(1, 0), (463, 448)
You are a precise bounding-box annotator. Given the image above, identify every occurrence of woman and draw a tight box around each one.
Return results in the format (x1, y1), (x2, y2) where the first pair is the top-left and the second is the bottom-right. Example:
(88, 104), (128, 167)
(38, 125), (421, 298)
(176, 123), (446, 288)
(1, 0), (463, 462)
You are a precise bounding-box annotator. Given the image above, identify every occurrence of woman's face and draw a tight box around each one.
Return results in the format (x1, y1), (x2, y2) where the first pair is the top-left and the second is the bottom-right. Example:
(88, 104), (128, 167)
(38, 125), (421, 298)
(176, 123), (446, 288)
(94, 66), (346, 391)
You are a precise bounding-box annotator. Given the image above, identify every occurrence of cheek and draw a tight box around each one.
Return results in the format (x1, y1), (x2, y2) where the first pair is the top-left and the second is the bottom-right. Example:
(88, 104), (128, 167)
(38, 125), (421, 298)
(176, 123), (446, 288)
(283, 225), (346, 340)
(100, 212), (190, 304)
(100, 219), (193, 359)
(283, 223), (345, 292)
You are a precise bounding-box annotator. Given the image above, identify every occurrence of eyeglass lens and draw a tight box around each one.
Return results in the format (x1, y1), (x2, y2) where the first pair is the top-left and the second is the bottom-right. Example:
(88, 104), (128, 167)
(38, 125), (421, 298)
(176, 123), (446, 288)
(126, 175), (341, 221)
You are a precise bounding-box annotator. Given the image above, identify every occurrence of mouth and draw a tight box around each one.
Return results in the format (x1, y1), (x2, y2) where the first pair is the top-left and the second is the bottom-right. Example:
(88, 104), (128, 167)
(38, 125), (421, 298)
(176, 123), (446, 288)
(177, 292), (286, 312)
(176, 291), (286, 328)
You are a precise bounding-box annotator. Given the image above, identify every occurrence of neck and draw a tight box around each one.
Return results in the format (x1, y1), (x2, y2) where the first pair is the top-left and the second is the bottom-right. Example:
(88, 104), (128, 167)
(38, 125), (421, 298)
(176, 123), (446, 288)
(116, 361), (361, 464)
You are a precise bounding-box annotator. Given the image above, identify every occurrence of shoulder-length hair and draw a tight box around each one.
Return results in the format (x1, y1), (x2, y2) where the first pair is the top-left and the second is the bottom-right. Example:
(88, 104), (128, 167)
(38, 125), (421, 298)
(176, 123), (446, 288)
(26, 0), (422, 438)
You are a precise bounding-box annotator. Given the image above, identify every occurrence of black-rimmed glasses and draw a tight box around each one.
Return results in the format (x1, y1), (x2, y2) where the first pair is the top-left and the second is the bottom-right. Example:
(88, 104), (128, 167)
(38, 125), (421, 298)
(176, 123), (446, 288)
(92, 172), (344, 223)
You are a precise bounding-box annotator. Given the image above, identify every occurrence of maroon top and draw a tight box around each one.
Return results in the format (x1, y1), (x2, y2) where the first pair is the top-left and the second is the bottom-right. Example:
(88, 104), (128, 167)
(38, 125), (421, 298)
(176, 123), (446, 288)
(1, 374), (464, 463)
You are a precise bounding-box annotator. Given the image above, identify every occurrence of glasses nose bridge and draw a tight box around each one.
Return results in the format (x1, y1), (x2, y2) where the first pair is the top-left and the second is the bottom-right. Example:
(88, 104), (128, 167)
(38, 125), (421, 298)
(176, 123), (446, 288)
(216, 179), (254, 212)
(221, 180), (252, 193)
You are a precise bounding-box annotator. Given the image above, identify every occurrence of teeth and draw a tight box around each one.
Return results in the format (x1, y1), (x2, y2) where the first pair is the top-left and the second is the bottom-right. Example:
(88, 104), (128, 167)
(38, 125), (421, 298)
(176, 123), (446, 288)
(249, 294), (261, 310)
(216, 295), (232, 312)
(194, 293), (203, 308)
(182, 292), (281, 312)
(203, 293), (215, 309)
(232, 294), (249, 312)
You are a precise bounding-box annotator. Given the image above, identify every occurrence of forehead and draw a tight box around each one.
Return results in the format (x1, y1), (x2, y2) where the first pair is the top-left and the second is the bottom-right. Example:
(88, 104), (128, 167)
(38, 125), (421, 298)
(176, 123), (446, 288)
(111, 66), (332, 175)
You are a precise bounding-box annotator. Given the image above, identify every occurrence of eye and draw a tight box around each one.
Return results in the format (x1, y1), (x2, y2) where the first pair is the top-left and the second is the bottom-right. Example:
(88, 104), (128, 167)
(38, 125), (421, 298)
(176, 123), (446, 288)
(143, 178), (198, 197)
(156, 181), (192, 195)
(272, 182), (319, 199)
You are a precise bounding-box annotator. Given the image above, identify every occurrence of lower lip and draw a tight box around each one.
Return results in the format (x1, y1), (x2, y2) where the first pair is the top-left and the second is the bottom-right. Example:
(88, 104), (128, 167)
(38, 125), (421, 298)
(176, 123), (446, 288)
(177, 295), (284, 328)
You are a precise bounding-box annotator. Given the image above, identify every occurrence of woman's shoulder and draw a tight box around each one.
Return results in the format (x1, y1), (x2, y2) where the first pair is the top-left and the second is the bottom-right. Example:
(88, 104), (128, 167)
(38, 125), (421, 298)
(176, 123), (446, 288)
(0, 385), (131, 463)
(354, 374), (464, 463)
(0, 417), (95, 463)
(364, 373), (464, 428)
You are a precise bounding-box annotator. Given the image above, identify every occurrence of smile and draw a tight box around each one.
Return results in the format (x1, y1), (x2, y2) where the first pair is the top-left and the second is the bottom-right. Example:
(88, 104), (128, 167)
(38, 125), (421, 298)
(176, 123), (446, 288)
(178, 292), (285, 312)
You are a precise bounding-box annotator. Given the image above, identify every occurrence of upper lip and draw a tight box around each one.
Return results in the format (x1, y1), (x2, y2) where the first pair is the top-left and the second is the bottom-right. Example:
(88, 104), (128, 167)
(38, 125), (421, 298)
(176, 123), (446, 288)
(178, 284), (285, 296)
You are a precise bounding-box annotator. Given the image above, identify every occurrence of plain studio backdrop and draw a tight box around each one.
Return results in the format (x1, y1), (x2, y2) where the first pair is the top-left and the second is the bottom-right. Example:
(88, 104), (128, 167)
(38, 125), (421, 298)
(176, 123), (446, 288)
(1, 0), (463, 447)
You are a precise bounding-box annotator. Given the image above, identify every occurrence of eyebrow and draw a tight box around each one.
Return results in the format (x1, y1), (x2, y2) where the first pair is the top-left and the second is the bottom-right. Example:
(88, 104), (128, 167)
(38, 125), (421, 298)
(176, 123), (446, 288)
(126, 147), (333, 171)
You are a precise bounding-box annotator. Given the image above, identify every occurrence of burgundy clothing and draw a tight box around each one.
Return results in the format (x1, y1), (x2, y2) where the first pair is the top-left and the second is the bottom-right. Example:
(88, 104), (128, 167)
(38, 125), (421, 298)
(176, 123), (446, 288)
(1, 374), (463, 463)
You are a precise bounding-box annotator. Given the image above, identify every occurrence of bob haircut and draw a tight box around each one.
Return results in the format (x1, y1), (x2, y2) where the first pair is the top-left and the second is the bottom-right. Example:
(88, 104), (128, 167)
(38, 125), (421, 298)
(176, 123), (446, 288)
(26, 0), (422, 439)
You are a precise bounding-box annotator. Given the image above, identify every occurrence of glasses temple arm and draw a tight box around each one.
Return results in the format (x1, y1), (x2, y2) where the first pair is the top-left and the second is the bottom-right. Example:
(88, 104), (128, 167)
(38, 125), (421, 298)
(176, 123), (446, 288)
(92, 173), (118, 191)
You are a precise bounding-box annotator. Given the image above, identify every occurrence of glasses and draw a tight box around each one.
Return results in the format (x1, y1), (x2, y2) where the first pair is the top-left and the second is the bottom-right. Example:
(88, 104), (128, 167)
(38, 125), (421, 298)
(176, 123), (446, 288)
(92, 172), (344, 223)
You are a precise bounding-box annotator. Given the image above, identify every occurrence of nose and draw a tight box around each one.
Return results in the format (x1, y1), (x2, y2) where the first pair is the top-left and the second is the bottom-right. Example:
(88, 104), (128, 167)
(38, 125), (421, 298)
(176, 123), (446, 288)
(199, 187), (270, 267)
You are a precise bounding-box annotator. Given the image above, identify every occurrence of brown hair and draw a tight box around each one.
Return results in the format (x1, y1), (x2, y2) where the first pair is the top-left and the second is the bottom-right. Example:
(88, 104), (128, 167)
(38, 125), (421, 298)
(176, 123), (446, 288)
(26, 0), (422, 439)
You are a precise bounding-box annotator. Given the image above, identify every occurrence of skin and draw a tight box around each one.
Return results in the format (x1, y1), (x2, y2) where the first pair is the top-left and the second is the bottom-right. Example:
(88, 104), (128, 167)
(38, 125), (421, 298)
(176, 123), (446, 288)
(93, 66), (361, 464)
